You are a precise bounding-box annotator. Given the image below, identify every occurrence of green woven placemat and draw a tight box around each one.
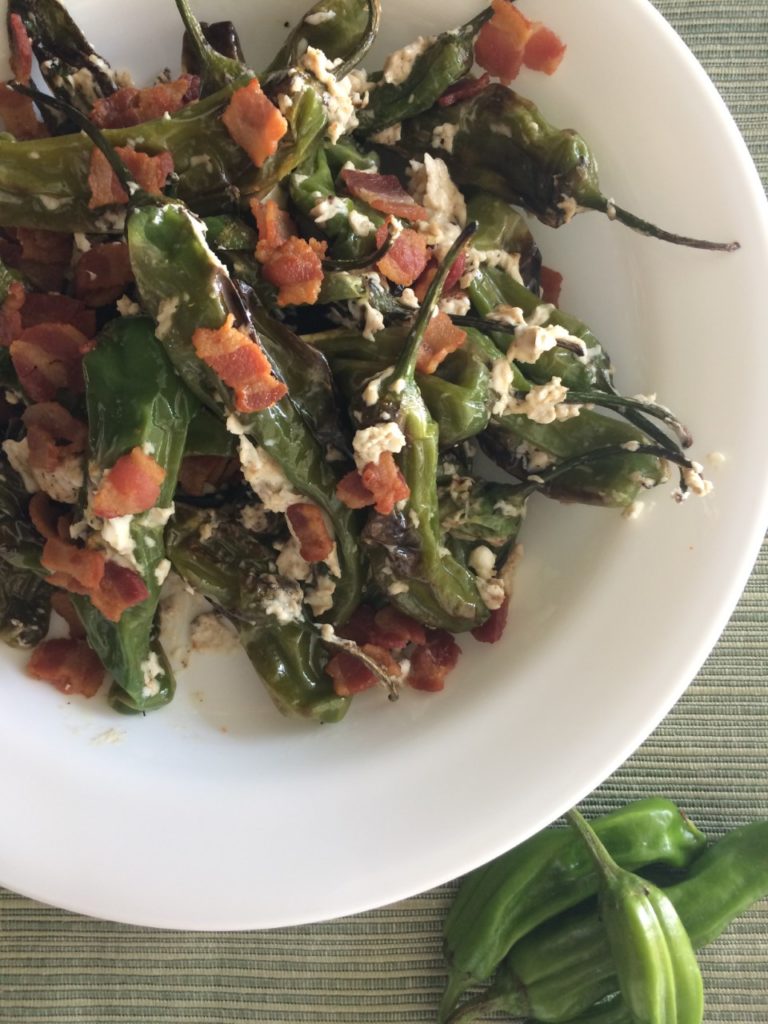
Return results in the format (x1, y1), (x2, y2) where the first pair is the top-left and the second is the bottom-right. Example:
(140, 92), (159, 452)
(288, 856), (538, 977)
(2, 2), (767, 1021)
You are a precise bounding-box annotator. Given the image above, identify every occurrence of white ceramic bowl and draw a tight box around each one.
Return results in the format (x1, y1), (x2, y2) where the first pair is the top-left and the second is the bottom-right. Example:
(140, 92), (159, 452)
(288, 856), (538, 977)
(1, 0), (767, 928)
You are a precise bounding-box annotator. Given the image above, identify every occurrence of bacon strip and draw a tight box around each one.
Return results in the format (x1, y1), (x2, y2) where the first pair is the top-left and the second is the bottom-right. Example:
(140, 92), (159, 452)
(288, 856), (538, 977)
(9, 13), (33, 84)
(471, 597), (510, 644)
(523, 24), (567, 75)
(475, 0), (535, 83)
(91, 446), (166, 519)
(286, 503), (334, 563)
(41, 537), (105, 595)
(416, 311), (466, 374)
(337, 604), (426, 650)
(192, 313), (287, 413)
(336, 451), (410, 516)
(259, 236), (326, 307)
(251, 198), (296, 260)
(375, 222), (429, 287)
(0, 83), (46, 139)
(21, 293), (97, 338)
(24, 402), (88, 473)
(90, 562), (150, 622)
(341, 169), (428, 222)
(10, 323), (91, 402)
(438, 73), (492, 107)
(324, 650), (378, 696)
(407, 629), (461, 691)
(221, 79), (287, 169)
(539, 266), (563, 306)
(27, 638), (104, 697)
(87, 147), (174, 209)
(90, 74), (200, 128)
(16, 229), (72, 267)
(74, 242), (134, 307)
(0, 280), (25, 347)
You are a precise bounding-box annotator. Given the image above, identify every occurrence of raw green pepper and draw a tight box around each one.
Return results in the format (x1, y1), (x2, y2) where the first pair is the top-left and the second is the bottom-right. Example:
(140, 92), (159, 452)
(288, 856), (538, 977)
(440, 798), (707, 1021)
(73, 316), (194, 713)
(394, 84), (738, 251)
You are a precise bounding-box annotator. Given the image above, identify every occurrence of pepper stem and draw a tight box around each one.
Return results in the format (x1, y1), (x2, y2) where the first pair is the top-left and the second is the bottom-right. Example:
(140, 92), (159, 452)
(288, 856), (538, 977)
(334, 0), (382, 80)
(174, 0), (246, 90)
(395, 221), (478, 382)
(322, 219), (395, 271)
(566, 808), (623, 880)
(443, 991), (507, 1024)
(565, 390), (692, 449)
(581, 195), (740, 253)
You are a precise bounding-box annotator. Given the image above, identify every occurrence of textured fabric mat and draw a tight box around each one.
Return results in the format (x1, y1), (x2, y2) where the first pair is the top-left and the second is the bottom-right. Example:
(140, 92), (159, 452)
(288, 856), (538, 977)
(1, 2), (767, 1021)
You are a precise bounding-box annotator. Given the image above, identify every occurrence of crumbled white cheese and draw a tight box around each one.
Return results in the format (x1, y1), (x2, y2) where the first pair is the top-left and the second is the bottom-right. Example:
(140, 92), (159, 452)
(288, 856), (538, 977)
(408, 155), (466, 259)
(154, 558), (171, 586)
(348, 209), (376, 237)
(238, 437), (302, 512)
(557, 196), (580, 223)
(621, 440), (641, 452)
(623, 500), (645, 521)
(276, 536), (312, 582)
(73, 232), (91, 253)
(680, 463), (714, 498)
(361, 300), (385, 341)
(468, 545), (506, 610)
(388, 581), (409, 595)
(490, 359), (515, 416)
(439, 294), (471, 317)
(370, 122), (402, 145)
(225, 413), (248, 435)
(353, 422), (406, 470)
(141, 651), (163, 699)
(363, 366), (394, 406)
(431, 122), (459, 154)
(141, 505), (174, 528)
(305, 9), (337, 24)
(240, 504), (270, 533)
(38, 195), (70, 211)
(101, 514), (139, 571)
(399, 287), (420, 309)
(116, 294), (141, 316)
(311, 194), (349, 224)
(503, 377), (580, 425)
(69, 67), (98, 104)
(155, 296), (180, 340)
(299, 46), (363, 143)
(190, 612), (238, 651)
(263, 577), (304, 624)
(381, 36), (434, 85)
(304, 573), (336, 616)
(515, 441), (553, 472)
(3, 438), (84, 504)
(476, 248), (524, 285)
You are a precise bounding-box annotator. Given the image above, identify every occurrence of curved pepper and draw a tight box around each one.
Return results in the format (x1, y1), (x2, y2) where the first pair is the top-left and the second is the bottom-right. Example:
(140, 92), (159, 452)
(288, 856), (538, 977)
(268, 0), (381, 78)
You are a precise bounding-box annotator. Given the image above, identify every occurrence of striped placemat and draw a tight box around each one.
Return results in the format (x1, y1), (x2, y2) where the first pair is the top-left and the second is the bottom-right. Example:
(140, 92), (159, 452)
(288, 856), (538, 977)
(1, 2), (767, 1021)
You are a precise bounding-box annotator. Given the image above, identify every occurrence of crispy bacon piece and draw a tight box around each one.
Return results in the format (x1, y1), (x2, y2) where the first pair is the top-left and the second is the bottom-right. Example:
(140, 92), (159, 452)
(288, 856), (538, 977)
(336, 604), (379, 645)
(178, 455), (238, 496)
(0, 82), (46, 139)
(16, 229), (72, 267)
(325, 650), (378, 696)
(87, 147), (174, 209)
(90, 74), (200, 128)
(21, 293), (97, 337)
(74, 242), (134, 307)
(50, 591), (87, 639)
(471, 597), (510, 644)
(438, 73), (492, 107)
(27, 638), (104, 697)
(336, 470), (376, 510)
(375, 222), (429, 287)
(0, 280), (25, 347)
(11, 323), (91, 401)
(417, 311), (466, 374)
(539, 266), (563, 306)
(407, 629), (462, 691)
(523, 24), (567, 75)
(251, 198), (296, 260)
(91, 446), (166, 519)
(192, 312), (287, 412)
(221, 78), (287, 169)
(372, 606), (427, 649)
(259, 236), (326, 307)
(41, 537), (105, 595)
(341, 169), (428, 222)
(9, 13), (33, 83)
(286, 502), (334, 563)
(90, 562), (149, 622)
(24, 401), (88, 473)
(28, 492), (62, 540)
(475, 0), (534, 84)
(361, 452), (411, 515)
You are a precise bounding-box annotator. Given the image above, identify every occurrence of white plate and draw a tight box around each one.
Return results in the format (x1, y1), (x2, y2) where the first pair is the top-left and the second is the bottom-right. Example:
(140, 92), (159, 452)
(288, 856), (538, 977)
(1, 0), (767, 929)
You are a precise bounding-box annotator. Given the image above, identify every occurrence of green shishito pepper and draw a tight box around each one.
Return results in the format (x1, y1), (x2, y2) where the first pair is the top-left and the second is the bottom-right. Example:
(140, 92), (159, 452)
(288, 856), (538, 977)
(268, 0), (381, 77)
(567, 809), (704, 1024)
(126, 201), (362, 623)
(439, 798), (707, 1021)
(452, 820), (768, 1024)
(392, 84), (738, 252)
(73, 317), (194, 713)
(167, 506), (349, 723)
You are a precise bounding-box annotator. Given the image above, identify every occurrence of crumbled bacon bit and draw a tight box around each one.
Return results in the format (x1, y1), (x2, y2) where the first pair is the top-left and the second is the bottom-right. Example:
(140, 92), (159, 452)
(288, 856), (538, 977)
(178, 455), (239, 496)
(27, 638), (104, 697)
(438, 73), (492, 107)
(50, 591), (87, 640)
(259, 235), (327, 307)
(28, 492), (62, 541)
(286, 502), (334, 563)
(375, 221), (429, 287)
(74, 242), (134, 307)
(90, 562), (149, 622)
(41, 537), (105, 595)
(10, 322), (91, 402)
(9, 13), (33, 84)
(471, 597), (510, 644)
(325, 650), (378, 696)
(251, 198), (296, 260)
(16, 229), (72, 267)
(221, 78), (287, 169)
(90, 74), (200, 128)
(523, 24), (567, 75)
(407, 629), (461, 691)
(336, 469), (376, 510)
(417, 311), (466, 374)
(336, 604), (379, 645)
(87, 147), (174, 209)
(0, 82), (46, 139)
(444, 252), (467, 294)
(91, 446), (166, 519)
(372, 606), (427, 649)
(0, 280), (25, 347)
(21, 293), (97, 338)
(539, 266), (563, 306)
(24, 401), (88, 473)
(341, 169), (429, 221)
(361, 452), (411, 515)
(192, 312), (287, 413)
(475, 0), (534, 83)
